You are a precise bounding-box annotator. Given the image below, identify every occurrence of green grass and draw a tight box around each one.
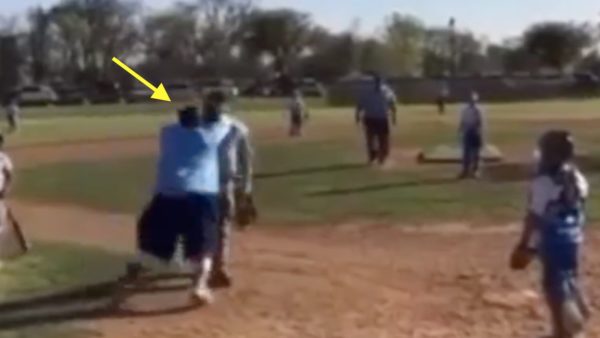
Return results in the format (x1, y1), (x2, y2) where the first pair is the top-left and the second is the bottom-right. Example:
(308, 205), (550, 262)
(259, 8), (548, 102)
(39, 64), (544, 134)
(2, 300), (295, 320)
(0, 242), (126, 338)
(11, 98), (600, 224)
(19, 97), (328, 119)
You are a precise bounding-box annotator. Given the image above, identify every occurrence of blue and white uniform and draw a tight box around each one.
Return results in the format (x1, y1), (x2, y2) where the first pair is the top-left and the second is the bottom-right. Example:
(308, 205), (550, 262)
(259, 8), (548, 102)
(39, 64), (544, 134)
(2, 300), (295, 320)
(528, 165), (588, 309)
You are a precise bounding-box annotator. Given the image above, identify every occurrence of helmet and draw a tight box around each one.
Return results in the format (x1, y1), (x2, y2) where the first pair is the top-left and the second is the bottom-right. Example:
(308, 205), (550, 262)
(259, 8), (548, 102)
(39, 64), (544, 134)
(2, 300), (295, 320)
(537, 130), (575, 172)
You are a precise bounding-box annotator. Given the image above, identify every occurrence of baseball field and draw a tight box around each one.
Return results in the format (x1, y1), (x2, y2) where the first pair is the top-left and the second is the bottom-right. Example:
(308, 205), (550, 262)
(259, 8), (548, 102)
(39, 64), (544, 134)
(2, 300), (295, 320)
(3, 98), (600, 337)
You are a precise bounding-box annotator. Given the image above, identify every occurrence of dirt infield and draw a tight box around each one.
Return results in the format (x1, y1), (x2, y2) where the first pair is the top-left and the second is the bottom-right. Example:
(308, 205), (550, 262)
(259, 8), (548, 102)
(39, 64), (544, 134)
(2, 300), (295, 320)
(8, 139), (600, 338)
(10, 199), (600, 338)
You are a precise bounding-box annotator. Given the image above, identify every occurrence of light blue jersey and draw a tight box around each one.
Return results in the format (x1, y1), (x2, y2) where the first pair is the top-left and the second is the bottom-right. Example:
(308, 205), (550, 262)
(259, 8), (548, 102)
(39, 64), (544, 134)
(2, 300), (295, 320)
(155, 121), (231, 196)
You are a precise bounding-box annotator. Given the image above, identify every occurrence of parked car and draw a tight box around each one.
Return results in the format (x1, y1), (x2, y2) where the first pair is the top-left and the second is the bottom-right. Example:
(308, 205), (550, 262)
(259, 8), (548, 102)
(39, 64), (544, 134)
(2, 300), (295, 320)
(298, 78), (326, 97)
(165, 82), (198, 102)
(198, 79), (239, 98)
(55, 86), (87, 105)
(124, 85), (151, 104)
(19, 85), (57, 106)
(241, 78), (326, 98)
(87, 81), (122, 104)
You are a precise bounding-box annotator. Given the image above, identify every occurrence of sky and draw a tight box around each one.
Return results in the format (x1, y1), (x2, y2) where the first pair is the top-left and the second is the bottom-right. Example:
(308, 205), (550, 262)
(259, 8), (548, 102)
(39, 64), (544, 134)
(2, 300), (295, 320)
(2, 0), (600, 42)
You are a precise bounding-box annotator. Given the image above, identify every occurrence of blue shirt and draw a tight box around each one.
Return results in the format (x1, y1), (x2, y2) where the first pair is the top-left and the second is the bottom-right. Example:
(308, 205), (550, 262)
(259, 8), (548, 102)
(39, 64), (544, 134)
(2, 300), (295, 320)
(155, 121), (231, 196)
(357, 85), (396, 120)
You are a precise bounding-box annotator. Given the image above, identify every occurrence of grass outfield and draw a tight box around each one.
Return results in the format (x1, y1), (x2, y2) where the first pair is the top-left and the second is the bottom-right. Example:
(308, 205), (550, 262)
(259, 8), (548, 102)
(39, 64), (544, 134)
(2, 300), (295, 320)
(12, 98), (600, 224)
(0, 242), (126, 337)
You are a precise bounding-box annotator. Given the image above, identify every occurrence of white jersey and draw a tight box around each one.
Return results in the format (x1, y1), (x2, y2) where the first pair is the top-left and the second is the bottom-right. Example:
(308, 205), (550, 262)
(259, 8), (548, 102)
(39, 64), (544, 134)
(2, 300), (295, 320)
(0, 152), (13, 193)
(528, 167), (589, 217)
(218, 114), (253, 194)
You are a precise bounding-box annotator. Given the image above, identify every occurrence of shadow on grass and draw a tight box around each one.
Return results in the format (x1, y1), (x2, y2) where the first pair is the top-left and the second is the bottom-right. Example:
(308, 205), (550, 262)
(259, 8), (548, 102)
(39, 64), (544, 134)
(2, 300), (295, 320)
(256, 163), (365, 180)
(307, 177), (455, 197)
(484, 155), (600, 183)
(0, 273), (201, 330)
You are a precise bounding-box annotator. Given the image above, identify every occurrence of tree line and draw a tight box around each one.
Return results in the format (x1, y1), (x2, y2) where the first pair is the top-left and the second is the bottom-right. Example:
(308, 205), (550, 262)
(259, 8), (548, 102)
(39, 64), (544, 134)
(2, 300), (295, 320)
(4, 0), (600, 87)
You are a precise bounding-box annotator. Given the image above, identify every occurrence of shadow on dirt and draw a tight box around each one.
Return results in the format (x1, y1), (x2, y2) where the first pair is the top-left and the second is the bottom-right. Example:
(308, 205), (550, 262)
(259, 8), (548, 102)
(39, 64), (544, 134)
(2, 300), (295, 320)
(307, 177), (455, 197)
(0, 273), (202, 330)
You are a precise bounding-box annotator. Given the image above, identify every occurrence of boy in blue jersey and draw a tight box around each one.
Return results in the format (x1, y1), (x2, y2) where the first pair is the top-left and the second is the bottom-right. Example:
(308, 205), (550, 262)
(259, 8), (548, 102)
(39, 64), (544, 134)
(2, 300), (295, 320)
(126, 94), (232, 305)
(512, 130), (590, 338)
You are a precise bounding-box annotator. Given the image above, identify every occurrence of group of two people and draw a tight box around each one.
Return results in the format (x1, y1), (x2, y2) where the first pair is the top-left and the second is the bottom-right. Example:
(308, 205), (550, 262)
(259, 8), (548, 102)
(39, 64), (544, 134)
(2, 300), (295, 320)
(125, 90), (255, 305)
(355, 73), (484, 178)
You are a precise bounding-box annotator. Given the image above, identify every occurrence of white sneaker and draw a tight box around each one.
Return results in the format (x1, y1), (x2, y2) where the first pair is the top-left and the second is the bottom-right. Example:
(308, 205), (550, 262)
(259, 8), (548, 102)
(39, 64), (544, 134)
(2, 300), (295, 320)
(191, 285), (214, 305)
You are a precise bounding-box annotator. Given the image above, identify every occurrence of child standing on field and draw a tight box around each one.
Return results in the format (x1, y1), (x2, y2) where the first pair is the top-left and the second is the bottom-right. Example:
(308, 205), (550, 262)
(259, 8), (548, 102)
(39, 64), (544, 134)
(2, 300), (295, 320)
(458, 92), (484, 179)
(287, 90), (309, 137)
(512, 130), (590, 338)
(4, 92), (20, 133)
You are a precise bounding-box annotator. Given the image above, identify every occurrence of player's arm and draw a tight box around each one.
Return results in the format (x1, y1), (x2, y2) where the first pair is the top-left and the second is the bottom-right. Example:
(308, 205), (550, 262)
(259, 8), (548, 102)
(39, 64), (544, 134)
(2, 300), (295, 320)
(386, 89), (398, 125)
(237, 132), (254, 195)
(355, 97), (364, 124)
(517, 180), (546, 249)
(1, 157), (14, 198)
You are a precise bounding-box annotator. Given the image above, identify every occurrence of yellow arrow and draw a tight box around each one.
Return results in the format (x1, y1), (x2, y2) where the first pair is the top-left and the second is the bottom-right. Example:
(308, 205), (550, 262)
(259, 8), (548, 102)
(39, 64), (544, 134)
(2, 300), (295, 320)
(111, 57), (171, 102)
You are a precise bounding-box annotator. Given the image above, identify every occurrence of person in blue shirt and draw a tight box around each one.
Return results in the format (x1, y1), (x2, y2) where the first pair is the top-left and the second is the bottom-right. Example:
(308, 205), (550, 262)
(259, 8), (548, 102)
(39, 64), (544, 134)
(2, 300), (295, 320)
(125, 92), (232, 305)
(458, 92), (484, 179)
(512, 130), (590, 338)
(355, 73), (397, 166)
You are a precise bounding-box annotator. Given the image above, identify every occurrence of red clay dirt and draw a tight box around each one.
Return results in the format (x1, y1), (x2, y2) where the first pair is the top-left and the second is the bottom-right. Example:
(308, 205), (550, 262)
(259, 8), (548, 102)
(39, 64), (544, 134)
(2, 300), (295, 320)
(8, 139), (600, 338)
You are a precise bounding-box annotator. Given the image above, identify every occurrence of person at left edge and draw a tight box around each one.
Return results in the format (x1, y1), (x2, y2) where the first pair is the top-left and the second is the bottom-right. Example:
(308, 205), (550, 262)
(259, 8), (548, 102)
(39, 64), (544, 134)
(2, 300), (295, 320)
(128, 102), (231, 305)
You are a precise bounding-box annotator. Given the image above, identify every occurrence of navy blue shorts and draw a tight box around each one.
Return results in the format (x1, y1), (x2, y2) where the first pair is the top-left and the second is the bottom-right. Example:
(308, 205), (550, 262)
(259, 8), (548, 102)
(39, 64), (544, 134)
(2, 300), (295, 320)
(137, 193), (220, 262)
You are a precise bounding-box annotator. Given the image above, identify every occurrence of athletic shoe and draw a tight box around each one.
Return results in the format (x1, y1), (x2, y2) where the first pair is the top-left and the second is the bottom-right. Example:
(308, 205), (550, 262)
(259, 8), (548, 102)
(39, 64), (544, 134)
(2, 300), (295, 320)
(191, 285), (214, 305)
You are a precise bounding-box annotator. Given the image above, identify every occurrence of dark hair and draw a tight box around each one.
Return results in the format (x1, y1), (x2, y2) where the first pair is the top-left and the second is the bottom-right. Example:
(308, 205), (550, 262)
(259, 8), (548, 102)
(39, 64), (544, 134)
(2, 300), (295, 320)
(0, 134), (5, 148)
(202, 90), (227, 123)
(204, 90), (226, 105)
(538, 130), (575, 173)
(177, 106), (200, 128)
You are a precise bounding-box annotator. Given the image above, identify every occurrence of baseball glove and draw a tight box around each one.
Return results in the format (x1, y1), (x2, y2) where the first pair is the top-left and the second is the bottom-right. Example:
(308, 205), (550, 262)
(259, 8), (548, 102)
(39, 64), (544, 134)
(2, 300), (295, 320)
(510, 245), (536, 271)
(234, 192), (257, 229)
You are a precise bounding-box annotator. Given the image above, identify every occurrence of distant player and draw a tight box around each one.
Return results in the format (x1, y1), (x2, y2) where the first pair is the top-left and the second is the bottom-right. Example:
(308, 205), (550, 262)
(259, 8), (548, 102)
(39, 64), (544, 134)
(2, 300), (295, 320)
(287, 89), (309, 137)
(204, 92), (256, 288)
(458, 92), (484, 179)
(511, 130), (590, 338)
(355, 73), (397, 165)
(4, 92), (20, 133)
(436, 81), (449, 115)
(126, 96), (232, 304)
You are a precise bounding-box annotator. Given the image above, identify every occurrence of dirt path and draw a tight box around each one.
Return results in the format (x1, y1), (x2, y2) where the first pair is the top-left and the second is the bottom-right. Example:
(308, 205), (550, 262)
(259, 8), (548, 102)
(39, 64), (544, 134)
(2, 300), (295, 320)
(11, 201), (600, 338)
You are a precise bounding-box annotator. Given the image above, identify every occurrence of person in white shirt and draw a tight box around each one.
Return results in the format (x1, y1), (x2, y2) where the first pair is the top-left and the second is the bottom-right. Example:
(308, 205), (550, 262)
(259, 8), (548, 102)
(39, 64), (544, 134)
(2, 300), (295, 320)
(0, 135), (14, 199)
(210, 103), (256, 288)
(0, 135), (25, 262)
(4, 92), (20, 133)
(287, 90), (309, 137)
(458, 92), (484, 179)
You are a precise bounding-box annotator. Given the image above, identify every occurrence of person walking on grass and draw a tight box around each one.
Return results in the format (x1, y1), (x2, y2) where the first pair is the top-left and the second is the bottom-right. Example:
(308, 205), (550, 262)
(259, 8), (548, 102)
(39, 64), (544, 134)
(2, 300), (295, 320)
(287, 89), (309, 137)
(511, 130), (590, 338)
(4, 92), (20, 133)
(355, 73), (397, 166)
(458, 92), (484, 179)
(125, 92), (233, 305)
